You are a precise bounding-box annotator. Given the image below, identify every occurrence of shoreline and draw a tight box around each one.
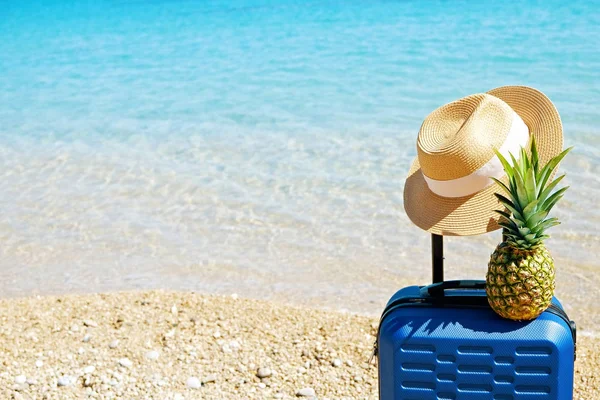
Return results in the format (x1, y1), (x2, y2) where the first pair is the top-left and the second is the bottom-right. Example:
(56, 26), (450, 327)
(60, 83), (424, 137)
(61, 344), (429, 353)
(1, 290), (598, 399)
(2, 271), (598, 334)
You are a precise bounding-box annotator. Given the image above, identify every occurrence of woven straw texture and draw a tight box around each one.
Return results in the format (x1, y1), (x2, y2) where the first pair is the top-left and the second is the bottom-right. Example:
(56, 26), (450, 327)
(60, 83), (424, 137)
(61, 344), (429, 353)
(417, 93), (513, 180)
(404, 86), (563, 236)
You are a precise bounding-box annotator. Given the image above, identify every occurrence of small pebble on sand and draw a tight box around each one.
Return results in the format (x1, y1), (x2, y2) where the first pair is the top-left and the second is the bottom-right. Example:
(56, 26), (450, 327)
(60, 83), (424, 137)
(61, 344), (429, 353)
(256, 367), (272, 379)
(296, 387), (316, 397)
(83, 366), (95, 374)
(83, 320), (98, 328)
(118, 358), (133, 368)
(186, 377), (201, 389)
(57, 376), (74, 387)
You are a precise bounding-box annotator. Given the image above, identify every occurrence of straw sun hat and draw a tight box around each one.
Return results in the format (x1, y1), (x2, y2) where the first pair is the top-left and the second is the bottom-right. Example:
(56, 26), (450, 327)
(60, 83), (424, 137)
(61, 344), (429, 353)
(404, 86), (563, 236)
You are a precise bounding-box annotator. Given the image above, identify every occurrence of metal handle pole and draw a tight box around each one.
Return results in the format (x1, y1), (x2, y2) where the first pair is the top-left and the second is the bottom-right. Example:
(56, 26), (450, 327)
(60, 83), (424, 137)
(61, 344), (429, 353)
(432, 234), (444, 283)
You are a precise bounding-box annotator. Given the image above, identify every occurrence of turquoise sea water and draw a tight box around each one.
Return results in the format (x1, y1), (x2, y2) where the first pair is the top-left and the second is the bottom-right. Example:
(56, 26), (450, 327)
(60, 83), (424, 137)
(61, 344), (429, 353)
(1, 1), (599, 316)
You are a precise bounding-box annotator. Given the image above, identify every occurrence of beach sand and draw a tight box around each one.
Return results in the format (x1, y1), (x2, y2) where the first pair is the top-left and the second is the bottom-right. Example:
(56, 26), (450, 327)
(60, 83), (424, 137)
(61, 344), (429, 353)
(0, 290), (598, 399)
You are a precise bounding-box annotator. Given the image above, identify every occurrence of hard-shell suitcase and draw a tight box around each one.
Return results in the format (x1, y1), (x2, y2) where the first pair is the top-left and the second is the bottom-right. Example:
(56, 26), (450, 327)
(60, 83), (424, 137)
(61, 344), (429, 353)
(375, 234), (576, 400)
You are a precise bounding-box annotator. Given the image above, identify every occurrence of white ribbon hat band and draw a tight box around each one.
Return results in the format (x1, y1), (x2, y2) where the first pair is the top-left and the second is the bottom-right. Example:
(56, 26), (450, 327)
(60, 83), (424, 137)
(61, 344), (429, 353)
(423, 112), (530, 198)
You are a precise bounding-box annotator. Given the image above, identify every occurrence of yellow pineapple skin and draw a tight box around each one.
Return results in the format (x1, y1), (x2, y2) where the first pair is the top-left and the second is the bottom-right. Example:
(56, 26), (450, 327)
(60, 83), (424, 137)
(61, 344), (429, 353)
(486, 242), (555, 321)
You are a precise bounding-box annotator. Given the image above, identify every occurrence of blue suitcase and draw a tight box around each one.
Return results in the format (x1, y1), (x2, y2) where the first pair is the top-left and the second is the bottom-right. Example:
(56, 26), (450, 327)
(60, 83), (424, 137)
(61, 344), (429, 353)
(375, 234), (576, 400)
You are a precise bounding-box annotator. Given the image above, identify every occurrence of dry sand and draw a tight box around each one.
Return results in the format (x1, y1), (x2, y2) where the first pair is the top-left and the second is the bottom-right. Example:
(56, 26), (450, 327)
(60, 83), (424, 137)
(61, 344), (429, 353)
(0, 290), (598, 399)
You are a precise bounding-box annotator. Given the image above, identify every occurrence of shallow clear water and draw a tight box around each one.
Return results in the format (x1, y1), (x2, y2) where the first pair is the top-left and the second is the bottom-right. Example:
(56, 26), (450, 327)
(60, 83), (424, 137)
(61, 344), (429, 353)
(1, 0), (599, 318)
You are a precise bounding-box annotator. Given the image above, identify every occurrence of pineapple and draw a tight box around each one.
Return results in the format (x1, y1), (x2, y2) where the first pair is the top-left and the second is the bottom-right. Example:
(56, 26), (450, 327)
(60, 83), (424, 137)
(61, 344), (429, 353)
(486, 137), (572, 321)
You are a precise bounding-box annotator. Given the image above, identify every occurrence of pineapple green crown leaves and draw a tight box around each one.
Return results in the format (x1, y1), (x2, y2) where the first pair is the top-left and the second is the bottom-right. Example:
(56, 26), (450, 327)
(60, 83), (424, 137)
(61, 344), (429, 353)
(491, 137), (573, 250)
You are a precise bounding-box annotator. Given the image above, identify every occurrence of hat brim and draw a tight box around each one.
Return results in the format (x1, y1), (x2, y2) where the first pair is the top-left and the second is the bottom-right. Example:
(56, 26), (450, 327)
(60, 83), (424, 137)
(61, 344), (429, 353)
(404, 86), (564, 236)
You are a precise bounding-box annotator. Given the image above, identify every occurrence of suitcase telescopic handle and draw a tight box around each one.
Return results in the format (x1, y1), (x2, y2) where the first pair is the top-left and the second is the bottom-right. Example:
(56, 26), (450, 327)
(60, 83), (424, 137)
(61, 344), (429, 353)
(422, 280), (486, 297)
(432, 234), (444, 283)
(432, 230), (507, 284)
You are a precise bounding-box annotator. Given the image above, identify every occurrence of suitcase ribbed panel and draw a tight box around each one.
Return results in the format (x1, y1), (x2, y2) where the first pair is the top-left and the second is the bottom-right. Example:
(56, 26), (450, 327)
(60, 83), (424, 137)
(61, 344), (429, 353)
(378, 287), (574, 400)
(393, 342), (556, 399)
